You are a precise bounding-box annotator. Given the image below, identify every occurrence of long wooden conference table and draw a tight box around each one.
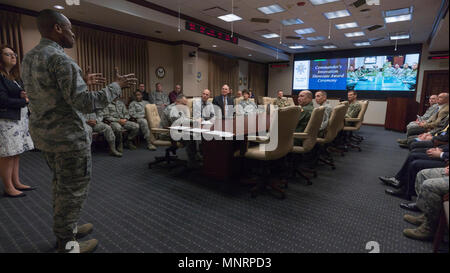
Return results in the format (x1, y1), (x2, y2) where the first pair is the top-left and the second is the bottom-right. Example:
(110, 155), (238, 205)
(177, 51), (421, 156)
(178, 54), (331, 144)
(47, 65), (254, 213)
(169, 113), (272, 182)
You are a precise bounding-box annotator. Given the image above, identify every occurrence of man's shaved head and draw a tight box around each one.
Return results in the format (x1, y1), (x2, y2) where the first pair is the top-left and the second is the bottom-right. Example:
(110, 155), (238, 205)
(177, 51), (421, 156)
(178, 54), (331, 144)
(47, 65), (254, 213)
(37, 9), (75, 48)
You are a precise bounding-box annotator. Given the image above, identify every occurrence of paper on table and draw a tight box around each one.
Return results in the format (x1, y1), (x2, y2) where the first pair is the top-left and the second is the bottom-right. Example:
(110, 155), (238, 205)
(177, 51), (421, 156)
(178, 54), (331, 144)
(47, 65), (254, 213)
(203, 130), (235, 138)
(187, 128), (211, 133)
(201, 120), (213, 125)
(169, 126), (191, 131)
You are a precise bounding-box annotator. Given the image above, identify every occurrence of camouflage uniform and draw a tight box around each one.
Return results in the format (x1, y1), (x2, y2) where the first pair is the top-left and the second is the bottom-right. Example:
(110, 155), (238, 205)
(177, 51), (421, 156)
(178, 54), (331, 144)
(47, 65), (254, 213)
(238, 99), (259, 115)
(21, 38), (122, 241)
(149, 91), (170, 106)
(345, 101), (361, 126)
(414, 168), (449, 229)
(273, 97), (291, 108)
(128, 100), (151, 144)
(85, 110), (116, 149)
(160, 103), (197, 165)
(318, 101), (333, 135)
(102, 99), (139, 143)
(294, 102), (314, 146)
(160, 103), (191, 128)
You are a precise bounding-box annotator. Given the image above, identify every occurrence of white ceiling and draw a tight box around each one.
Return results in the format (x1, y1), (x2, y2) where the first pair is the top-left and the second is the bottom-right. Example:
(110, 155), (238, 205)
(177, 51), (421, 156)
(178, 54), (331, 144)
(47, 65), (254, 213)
(144, 0), (443, 51)
(0, 0), (446, 62)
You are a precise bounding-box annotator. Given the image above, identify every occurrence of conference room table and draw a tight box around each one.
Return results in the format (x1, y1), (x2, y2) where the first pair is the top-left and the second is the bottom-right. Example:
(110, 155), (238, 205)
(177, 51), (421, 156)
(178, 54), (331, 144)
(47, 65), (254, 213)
(169, 113), (272, 182)
(354, 76), (411, 91)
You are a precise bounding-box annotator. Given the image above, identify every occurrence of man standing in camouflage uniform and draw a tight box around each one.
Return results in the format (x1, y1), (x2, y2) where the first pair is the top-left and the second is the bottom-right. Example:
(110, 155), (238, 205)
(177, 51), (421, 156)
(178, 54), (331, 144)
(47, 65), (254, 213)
(273, 90), (291, 108)
(20, 9), (136, 253)
(129, 90), (156, 151)
(403, 166), (449, 241)
(345, 90), (361, 126)
(103, 97), (139, 151)
(85, 110), (122, 157)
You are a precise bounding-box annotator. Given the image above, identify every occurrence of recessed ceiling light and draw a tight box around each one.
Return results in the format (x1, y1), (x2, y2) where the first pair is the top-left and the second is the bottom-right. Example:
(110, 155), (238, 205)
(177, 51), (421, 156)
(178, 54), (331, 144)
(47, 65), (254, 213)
(306, 36), (325, 41)
(309, 0), (340, 5)
(248, 54), (252, 57)
(281, 18), (304, 26)
(262, 33), (280, 38)
(345, 31), (365, 37)
(390, 34), (410, 40)
(257, 4), (285, 15)
(354, 42), (370, 46)
(384, 14), (412, 23)
(323, 45), (337, 49)
(53, 5), (64, 10)
(323, 9), (350, 19)
(289, 45), (304, 49)
(335, 22), (359, 30)
(294, 28), (315, 35)
(385, 7), (412, 17)
(218, 14), (243, 22)
(212, 45), (217, 48)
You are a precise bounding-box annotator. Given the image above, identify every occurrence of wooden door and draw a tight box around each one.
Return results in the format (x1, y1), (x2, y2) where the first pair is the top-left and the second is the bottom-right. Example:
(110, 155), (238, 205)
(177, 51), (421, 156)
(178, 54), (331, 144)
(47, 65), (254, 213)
(420, 70), (449, 114)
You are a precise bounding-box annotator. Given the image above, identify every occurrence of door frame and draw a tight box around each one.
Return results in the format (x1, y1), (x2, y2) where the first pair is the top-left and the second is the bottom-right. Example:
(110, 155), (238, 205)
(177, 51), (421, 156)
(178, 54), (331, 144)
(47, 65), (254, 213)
(420, 70), (449, 114)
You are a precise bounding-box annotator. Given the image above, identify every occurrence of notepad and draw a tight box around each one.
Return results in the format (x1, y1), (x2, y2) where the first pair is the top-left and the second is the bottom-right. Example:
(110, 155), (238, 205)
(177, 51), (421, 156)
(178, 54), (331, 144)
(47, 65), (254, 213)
(169, 126), (191, 131)
(203, 131), (235, 138)
(201, 120), (213, 125)
(187, 128), (211, 133)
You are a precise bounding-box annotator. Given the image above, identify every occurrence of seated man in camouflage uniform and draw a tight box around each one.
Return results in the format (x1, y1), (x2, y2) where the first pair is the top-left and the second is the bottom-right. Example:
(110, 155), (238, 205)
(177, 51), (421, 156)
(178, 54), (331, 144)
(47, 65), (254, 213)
(149, 82), (170, 117)
(315, 90), (333, 137)
(294, 90), (314, 146)
(161, 95), (199, 168)
(345, 90), (361, 126)
(237, 89), (259, 115)
(85, 110), (122, 157)
(128, 90), (157, 151)
(273, 90), (291, 108)
(403, 166), (449, 241)
(102, 97), (139, 150)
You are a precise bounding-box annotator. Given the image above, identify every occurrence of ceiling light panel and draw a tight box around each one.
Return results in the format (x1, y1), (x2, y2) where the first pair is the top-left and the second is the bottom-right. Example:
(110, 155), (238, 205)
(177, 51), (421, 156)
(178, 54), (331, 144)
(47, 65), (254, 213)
(354, 42), (370, 46)
(257, 4), (285, 15)
(262, 33), (280, 38)
(384, 14), (412, 23)
(309, 0), (340, 5)
(345, 31), (365, 37)
(294, 28), (316, 34)
(323, 45), (337, 49)
(324, 9), (351, 19)
(335, 22), (358, 29)
(281, 18), (304, 26)
(218, 14), (243, 22)
(390, 34), (410, 40)
(306, 36), (325, 41)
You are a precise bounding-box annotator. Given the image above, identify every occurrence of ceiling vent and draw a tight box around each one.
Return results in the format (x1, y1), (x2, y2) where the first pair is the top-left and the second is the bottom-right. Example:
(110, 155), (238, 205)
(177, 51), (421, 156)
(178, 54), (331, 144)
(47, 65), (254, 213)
(367, 24), (383, 31)
(352, 0), (366, 8)
(251, 18), (271, 23)
(285, 36), (303, 40)
(201, 6), (228, 17)
(253, 29), (273, 36)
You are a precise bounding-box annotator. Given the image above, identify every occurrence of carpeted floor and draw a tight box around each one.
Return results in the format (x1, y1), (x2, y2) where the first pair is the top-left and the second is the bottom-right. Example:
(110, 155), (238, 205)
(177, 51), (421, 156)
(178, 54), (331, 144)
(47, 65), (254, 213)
(0, 126), (439, 253)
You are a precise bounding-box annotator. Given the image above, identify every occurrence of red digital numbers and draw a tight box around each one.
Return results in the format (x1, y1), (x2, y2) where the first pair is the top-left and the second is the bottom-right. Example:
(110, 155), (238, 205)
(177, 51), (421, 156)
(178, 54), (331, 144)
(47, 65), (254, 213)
(185, 21), (238, 44)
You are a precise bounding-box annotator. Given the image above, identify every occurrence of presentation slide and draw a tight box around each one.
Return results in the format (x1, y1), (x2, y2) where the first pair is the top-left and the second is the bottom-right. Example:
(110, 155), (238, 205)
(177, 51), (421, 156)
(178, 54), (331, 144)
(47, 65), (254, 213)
(293, 53), (420, 91)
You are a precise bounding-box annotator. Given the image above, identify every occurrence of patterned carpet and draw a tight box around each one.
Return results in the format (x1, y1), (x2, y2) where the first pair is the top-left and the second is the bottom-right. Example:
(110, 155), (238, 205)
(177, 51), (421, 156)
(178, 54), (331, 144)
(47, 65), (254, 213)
(0, 126), (438, 253)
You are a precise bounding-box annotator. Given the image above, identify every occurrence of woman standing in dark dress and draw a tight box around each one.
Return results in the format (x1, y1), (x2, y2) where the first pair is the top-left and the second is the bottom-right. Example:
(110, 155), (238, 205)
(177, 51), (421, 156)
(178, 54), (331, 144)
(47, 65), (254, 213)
(0, 45), (35, 198)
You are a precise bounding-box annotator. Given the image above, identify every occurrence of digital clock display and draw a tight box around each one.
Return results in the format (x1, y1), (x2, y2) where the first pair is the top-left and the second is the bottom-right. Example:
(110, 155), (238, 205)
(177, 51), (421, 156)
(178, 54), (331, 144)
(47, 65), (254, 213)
(185, 21), (238, 44)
